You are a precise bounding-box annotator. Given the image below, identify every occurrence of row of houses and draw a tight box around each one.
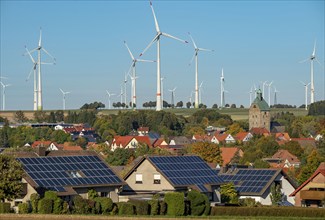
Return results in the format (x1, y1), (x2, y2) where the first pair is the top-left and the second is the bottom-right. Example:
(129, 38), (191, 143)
(6, 149), (325, 211)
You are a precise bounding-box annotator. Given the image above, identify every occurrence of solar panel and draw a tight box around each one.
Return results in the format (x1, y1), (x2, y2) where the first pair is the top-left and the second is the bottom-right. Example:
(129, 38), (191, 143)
(218, 169), (277, 194)
(148, 156), (223, 192)
(17, 155), (123, 193)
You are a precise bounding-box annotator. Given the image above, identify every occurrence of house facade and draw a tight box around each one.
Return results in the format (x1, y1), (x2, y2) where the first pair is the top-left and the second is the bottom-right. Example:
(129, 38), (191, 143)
(249, 89), (270, 131)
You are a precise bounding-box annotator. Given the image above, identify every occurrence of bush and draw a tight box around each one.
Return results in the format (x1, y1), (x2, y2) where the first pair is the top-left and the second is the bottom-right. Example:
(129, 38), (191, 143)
(239, 198), (262, 207)
(88, 189), (98, 200)
(61, 201), (70, 214)
(111, 203), (118, 215)
(0, 202), (11, 213)
(130, 200), (149, 215)
(117, 202), (135, 215)
(18, 203), (29, 214)
(86, 199), (96, 214)
(73, 195), (88, 214)
(210, 207), (325, 218)
(187, 190), (209, 216)
(38, 198), (53, 214)
(53, 198), (63, 214)
(44, 191), (58, 201)
(164, 192), (185, 216)
(159, 201), (167, 215)
(94, 197), (113, 214)
(30, 193), (40, 213)
(148, 199), (159, 215)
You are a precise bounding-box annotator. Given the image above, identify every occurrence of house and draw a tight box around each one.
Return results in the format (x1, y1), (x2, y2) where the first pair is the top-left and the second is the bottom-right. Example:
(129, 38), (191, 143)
(220, 147), (243, 167)
(249, 89), (271, 131)
(123, 155), (224, 202)
(290, 162), (325, 207)
(218, 167), (297, 206)
(9, 151), (125, 209)
(264, 149), (300, 169)
(31, 141), (82, 151)
(290, 138), (316, 149)
(250, 127), (270, 136)
(137, 127), (149, 136)
(110, 135), (152, 151)
(235, 132), (253, 143)
(274, 132), (291, 145)
(152, 138), (168, 148)
(216, 133), (236, 144)
(169, 136), (192, 146)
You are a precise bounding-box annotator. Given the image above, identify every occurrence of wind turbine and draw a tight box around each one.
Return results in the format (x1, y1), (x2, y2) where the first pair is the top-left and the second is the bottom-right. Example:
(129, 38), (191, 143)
(168, 87), (177, 108)
(24, 46), (38, 110)
(124, 41), (155, 110)
(199, 81), (204, 104)
(249, 86), (253, 106)
(123, 73), (128, 107)
(188, 32), (213, 108)
(261, 81), (268, 96)
(161, 77), (165, 108)
(59, 88), (70, 110)
(300, 81), (310, 110)
(0, 81), (11, 111)
(220, 68), (225, 108)
(274, 86), (279, 106)
(139, 1), (188, 111)
(300, 41), (322, 104)
(128, 73), (139, 109)
(267, 81), (273, 105)
(106, 90), (115, 110)
(25, 28), (56, 111)
(118, 84), (124, 108)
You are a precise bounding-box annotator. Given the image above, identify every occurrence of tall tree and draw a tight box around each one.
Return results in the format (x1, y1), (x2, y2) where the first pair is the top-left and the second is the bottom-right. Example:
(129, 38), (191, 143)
(189, 142), (222, 164)
(0, 154), (24, 202)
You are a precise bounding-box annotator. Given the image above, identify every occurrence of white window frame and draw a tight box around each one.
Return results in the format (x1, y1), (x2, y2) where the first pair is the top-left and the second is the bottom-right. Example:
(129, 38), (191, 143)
(153, 174), (161, 184)
(135, 173), (143, 184)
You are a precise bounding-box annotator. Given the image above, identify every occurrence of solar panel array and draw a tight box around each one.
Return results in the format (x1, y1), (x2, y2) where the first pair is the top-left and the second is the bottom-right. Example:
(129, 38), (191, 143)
(219, 169), (278, 193)
(148, 156), (223, 192)
(17, 155), (122, 192)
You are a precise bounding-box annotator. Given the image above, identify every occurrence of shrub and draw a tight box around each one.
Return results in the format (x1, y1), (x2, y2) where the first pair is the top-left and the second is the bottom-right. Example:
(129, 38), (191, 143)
(148, 199), (159, 215)
(239, 198), (261, 207)
(88, 189), (98, 200)
(164, 192), (185, 216)
(61, 201), (70, 214)
(86, 199), (96, 214)
(44, 191), (58, 201)
(30, 193), (40, 213)
(53, 198), (63, 214)
(73, 195), (88, 214)
(0, 202), (11, 213)
(111, 203), (118, 215)
(159, 201), (167, 215)
(117, 202), (135, 215)
(130, 200), (149, 215)
(18, 203), (29, 214)
(38, 198), (53, 214)
(94, 197), (113, 214)
(187, 190), (209, 216)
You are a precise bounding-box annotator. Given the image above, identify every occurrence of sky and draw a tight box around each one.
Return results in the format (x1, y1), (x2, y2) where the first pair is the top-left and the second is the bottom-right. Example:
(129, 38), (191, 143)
(0, 0), (324, 111)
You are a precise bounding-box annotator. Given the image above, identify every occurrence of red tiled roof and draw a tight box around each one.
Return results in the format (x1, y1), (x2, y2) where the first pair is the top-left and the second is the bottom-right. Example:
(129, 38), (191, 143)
(153, 138), (167, 147)
(250, 127), (270, 135)
(62, 145), (83, 151)
(235, 132), (249, 141)
(134, 136), (152, 147)
(216, 133), (228, 142)
(220, 147), (242, 166)
(272, 149), (300, 164)
(112, 136), (134, 148)
(275, 132), (291, 141)
(137, 127), (149, 132)
(290, 162), (325, 196)
(31, 141), (54, 148)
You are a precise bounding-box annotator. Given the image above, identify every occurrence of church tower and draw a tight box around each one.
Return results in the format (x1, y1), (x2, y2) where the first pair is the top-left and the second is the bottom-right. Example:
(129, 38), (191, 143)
(249, 89), (270, 131)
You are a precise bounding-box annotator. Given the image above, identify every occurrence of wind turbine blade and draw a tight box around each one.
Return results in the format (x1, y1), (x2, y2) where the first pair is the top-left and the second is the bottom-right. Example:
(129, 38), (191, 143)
(198, 47), (214, 52)
(188, 32), (197, 49)
(299, 58), (309, 63)
(39, 27), (42, 47)
(299, 81), (306, 86)
(200, 81), (204, 88)
(124, 41), (135, 60)
(162, 32), (188, 44)
(312, 40), (316, 57)
(139, 34), (159, 57)
(315, 58), (324, 69)
(189, 52), (195, 66)
(59, 88), (64, 94)
(127, 62), (133, 77)
(25, 46), (36, 63)
(136, 59), (155, 63)
(149, 1), (160, 32)
(42, 48), (56, 62)
(41, 62), (55, 65)
(0, 81), (4, 87)
(106, 90), (110, 95)
(26, 65), (34, 81)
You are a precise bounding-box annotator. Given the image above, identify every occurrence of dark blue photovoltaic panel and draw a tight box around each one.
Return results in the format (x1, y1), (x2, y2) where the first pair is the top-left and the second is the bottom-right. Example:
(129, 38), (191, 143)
(17, 155), (123, 193)
(148, 156), (223, 192)
(218, 169), (277, 194)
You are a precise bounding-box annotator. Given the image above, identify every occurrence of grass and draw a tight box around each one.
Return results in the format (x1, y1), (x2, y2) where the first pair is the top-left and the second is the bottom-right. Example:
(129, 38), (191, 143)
(0, 214), (322, 220)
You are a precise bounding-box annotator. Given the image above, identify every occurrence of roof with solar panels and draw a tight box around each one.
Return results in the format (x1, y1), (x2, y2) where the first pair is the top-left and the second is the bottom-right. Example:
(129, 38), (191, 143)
(124, 155), (224, 192)
(16, 152), (125, 195)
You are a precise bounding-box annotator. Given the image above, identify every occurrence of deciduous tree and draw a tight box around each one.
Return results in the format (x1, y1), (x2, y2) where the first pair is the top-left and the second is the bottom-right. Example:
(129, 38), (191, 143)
(189, 142), (222, 164)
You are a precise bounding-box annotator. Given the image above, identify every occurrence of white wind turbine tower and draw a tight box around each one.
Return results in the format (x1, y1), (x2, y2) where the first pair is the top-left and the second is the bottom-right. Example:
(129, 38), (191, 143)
(300, 41), (322, 104)
(261, 81), (268, 96)
(199, 81), (204, 104)
(168, 87), (177, 108)
(0, 81), (11, 111)
(128, 74), (139, 109)
(249, 86), (253, 106)
(139, 1), (188, 111)
(273, 86), (279, 106)
(123, 73), (128, 107)
(106, 90), (115, 110)
(25, 28), (56, 111)
(300, 81), (310, 110)
(59, 88), (70, 110)
(267, 81), (273, 106)
(124, 41), (155, 110)
(161, 77), (165, 108)
(188, 33), (213, 108)
(24, 47), (38, 110)
(118, 84), (124, 108)
(220, 68), (225, 108)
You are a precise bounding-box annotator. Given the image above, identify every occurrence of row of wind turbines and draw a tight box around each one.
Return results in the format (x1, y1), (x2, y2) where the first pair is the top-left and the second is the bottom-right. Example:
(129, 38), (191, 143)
(3, 1), (320, 111)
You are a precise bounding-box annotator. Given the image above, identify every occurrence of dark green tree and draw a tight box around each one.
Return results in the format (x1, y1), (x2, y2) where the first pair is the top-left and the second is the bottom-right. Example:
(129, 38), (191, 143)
(106, 148), (134, 166)
(220, 182), (238, 204)
(270, 183), (282, 206)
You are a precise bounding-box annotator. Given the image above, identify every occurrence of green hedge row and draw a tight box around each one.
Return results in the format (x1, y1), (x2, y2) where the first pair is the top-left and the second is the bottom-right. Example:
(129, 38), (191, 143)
(0, 202), (11, 213)
(210, 206), (325, 218)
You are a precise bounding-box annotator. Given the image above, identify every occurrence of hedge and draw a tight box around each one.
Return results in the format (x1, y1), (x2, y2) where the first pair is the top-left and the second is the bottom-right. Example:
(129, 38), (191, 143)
(148, 199), (159, 215)
(164, 192), (185, 216)
(53, 198), (63, 214)
(18, 203), (29, 214)
(94, 197), (113, 214)
(38, 198), (53, 214)
(210, 207), (325, 218)
(44, 191), (58, 201)
(73, 195), (88, 214)
(0, 202), (11, 213)
(117, 202), (135, 215)
(130, 200), (149, 215)
(30, 193), (40, 213)
(187, 190), (209, 216)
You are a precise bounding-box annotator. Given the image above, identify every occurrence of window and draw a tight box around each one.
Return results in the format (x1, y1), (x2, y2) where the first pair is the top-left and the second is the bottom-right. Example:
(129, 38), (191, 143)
(100, 192), (108, 197)
(135, 174), (143, 184)
(154, 174), (161, 184)
(67, 170), (82, 178)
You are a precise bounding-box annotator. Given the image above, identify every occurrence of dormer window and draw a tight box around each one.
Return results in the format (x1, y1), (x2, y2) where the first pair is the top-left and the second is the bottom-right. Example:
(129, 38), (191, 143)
(67, 170), (82, 178)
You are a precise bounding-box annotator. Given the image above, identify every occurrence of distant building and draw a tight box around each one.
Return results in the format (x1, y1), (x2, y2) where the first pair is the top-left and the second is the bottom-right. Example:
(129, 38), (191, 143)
(249, 89), (270, 131)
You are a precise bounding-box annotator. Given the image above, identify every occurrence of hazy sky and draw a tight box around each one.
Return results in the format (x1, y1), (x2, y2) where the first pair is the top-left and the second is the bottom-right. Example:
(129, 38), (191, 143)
(1, 0), (324, 111)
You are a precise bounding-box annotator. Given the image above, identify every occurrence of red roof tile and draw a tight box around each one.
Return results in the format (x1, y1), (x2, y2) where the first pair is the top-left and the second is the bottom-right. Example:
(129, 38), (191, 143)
(250, 127), (270, 135)
(220, 147), (243, 166)
(272, 149), (300, 164)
